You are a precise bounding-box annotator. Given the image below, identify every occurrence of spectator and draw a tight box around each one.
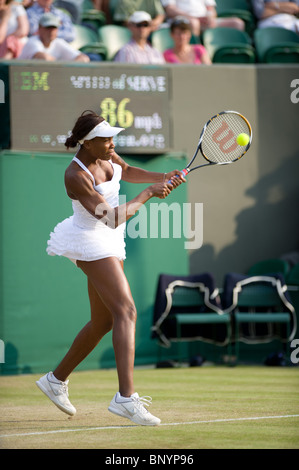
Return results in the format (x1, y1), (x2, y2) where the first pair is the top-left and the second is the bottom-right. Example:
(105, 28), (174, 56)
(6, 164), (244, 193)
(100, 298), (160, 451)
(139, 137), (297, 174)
(161, 0), (245, 37)
(251, 0), (299, 33)
(164, 16), (211, 64)
(19, 12), (90, 61)
(0, 0), (29, 58)
(114, 10), (165, 63)
(113, 0), (165, 30)
(26, 0), (75, 42)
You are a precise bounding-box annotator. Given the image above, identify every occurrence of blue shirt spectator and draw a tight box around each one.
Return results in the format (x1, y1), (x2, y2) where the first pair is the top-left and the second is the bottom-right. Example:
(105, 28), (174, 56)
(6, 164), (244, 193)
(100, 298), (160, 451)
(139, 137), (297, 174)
(26, 0), (75, 42)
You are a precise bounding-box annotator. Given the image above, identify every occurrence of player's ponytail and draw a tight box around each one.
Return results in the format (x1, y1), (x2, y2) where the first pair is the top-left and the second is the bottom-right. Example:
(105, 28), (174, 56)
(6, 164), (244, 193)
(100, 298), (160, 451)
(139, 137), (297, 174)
(65, 134), (78, 149)
(64, 110), (104, 149)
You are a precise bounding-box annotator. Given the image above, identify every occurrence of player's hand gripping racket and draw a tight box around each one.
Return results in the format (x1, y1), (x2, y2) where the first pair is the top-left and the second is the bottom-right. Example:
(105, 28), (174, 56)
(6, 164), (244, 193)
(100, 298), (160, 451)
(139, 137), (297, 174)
(169, 110), (252, 182)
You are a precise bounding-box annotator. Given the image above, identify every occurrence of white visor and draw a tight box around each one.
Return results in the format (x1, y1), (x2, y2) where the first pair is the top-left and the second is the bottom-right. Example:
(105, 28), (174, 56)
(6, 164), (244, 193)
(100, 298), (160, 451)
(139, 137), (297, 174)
(78, 121), (124, 144)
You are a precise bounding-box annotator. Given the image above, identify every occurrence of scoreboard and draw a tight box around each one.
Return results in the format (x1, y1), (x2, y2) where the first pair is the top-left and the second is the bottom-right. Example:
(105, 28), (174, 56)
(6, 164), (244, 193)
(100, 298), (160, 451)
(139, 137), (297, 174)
(9, 64), (171, 154)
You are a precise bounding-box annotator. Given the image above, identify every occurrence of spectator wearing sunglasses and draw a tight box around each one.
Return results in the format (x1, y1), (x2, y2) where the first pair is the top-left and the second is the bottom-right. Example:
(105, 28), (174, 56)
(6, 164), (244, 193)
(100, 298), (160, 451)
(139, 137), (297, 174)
(164, 16), (211, 64)
(114, 10), (165, 64)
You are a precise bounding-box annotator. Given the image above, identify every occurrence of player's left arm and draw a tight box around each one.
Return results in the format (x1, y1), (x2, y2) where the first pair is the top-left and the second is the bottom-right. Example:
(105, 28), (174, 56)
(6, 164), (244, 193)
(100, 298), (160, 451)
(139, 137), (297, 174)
(112, 152), (185, 184)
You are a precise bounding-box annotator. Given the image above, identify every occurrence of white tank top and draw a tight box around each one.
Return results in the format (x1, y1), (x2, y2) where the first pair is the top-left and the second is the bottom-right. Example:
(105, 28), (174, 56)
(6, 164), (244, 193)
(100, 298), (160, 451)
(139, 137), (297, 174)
(71, 156), (123, 230)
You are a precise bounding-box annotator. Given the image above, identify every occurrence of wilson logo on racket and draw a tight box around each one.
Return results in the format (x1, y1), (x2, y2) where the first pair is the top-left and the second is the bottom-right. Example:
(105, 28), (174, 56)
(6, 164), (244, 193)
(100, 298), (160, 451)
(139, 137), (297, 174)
(211, 121), (238, 154)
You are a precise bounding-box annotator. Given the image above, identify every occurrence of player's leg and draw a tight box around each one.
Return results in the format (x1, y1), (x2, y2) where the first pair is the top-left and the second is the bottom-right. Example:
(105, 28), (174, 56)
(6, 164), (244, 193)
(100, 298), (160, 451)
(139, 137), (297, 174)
(53, 277), (114, 382)
(77, 258), (160, 425)
(36, 274), (114, 416)
(77, 257), (136, 398)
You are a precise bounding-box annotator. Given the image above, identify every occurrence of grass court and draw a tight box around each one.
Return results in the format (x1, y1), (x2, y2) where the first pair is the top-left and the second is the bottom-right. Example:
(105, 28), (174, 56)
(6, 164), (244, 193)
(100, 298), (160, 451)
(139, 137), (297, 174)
(1, 365), (299, 449)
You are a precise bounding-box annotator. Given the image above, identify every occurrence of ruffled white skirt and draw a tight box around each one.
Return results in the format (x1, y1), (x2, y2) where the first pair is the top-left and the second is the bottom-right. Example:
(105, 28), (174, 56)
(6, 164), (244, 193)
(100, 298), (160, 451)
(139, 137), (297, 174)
(46, 215), (126, 264)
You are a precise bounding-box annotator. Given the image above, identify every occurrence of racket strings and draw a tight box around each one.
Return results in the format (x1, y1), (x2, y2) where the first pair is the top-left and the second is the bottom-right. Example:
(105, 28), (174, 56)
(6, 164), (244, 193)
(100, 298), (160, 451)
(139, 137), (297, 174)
(201, 113), (251, 164)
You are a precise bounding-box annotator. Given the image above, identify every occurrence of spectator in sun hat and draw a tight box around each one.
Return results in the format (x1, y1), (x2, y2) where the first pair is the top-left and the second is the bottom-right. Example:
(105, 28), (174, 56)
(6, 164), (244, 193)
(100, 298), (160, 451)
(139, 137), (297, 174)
(114, 10), (165, 63)
(26, 0), (75, 42)
(19, 12), (89, 61)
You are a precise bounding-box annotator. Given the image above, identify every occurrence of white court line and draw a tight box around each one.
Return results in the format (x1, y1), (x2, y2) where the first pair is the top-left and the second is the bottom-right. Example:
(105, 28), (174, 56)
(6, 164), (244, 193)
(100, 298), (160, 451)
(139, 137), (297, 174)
(1, 414), (299, 439)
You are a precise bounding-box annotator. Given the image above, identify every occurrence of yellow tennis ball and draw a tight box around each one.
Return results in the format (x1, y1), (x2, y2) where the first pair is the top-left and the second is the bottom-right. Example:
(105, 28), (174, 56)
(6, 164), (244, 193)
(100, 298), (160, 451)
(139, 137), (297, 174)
(236, 133), (250, 146)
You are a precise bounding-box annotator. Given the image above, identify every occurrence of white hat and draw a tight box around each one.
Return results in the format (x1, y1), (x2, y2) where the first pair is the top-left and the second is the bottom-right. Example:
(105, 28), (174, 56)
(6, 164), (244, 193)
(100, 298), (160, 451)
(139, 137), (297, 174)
(128, 11), (152, 24)
(39, 13), (61, 28)
(78, 121), (124, 144)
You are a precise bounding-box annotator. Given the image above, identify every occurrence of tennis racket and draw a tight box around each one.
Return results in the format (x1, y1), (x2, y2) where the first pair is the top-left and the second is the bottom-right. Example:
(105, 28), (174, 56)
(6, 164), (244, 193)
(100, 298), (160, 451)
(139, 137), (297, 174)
(169, 110), (252, 182)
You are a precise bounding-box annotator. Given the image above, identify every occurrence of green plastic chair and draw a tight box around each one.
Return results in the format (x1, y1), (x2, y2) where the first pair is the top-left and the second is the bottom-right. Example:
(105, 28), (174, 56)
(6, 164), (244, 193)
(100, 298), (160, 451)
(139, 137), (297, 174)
(247, 258), (289, 278)
(286, 263), (299, 285)
(224, 275), (295, 363)
(151, 28), (174, 53)
(70, 24), (107, 58)
(216, 0), (252, 12)
(81, 10), (106, 29)
(202, 27), (255, 63)
(98, 24), (132, 60)
(286, 264), (299, 336)
(254, 27), (299, 63)
(166, 282), (232, 365)
(108, 0), (119, 20)
(216, 0), (256, 35)
(80, 0), (106, 29)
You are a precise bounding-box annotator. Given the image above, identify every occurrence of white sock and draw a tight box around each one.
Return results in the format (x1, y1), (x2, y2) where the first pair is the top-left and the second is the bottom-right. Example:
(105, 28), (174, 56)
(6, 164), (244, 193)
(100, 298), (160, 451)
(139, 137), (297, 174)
(50, 372), (62, 384)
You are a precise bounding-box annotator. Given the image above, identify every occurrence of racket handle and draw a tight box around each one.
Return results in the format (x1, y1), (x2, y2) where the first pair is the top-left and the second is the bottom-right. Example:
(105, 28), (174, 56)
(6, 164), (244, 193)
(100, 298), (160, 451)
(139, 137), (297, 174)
(167, 169), (188, 184)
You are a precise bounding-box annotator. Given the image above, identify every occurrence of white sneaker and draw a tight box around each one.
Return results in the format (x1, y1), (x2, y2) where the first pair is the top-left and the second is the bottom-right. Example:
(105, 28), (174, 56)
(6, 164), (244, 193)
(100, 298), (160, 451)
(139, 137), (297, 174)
(36, 372), (76, 416)
(108, 392), (161, 426)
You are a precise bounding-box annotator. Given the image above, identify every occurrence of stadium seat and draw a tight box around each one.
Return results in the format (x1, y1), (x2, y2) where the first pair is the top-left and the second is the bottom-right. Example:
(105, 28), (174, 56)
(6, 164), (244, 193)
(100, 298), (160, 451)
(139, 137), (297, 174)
(247, 258), (289, 277)
(81, 10), (106, 30)
(151, 28), (174, 54)
(108, 0), (119, 20)
(70, 25), (107, 59)
(254, 27), (299, 63)
(152, 274), (232, 365)
(223, 273), (296, 363)
(202, 27), (256, 63)
(216, 0), (256, 35)
(286, 263), (299, 285)
(286, 264), (299, 336)
(168, 283), (232, 364)
(98, 24), (131, 60)
(81, 0), (106, 30)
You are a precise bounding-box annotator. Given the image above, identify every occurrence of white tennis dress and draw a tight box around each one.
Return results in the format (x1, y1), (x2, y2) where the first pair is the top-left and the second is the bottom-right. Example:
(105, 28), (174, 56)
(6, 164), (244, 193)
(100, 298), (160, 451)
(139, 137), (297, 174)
(46, 156), (126, 264)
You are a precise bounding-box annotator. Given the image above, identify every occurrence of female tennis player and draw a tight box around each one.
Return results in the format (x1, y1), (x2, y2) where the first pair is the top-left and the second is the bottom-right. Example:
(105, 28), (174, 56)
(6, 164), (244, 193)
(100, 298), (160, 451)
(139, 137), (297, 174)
(36, 110), (185, 426)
